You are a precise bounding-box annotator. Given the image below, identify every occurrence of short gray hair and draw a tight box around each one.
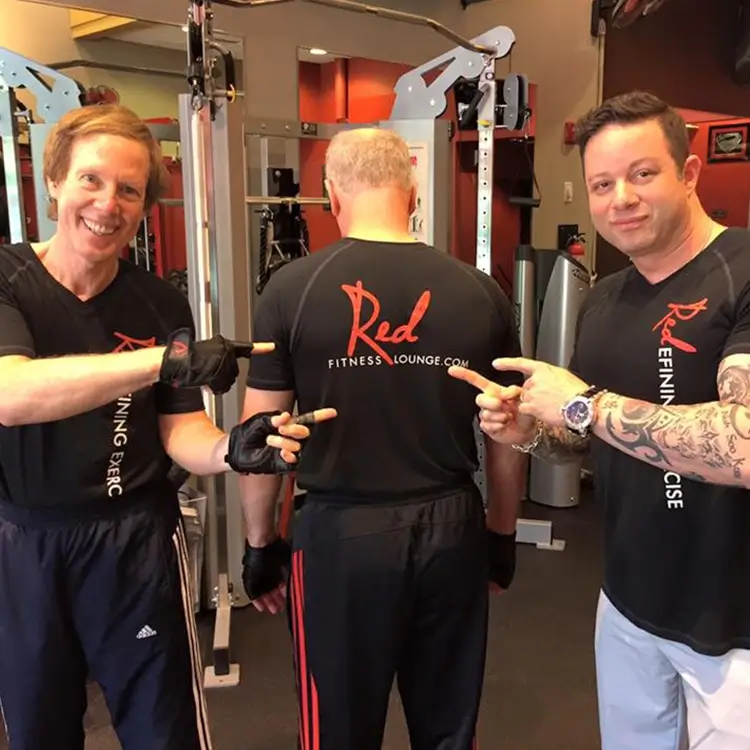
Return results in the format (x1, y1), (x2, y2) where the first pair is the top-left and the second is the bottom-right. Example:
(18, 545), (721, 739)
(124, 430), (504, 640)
(325, 127), (415, 194)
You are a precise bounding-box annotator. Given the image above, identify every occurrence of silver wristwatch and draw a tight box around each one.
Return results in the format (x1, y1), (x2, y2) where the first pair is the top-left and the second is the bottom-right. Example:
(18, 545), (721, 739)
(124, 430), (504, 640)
(561, 385), (604, 437)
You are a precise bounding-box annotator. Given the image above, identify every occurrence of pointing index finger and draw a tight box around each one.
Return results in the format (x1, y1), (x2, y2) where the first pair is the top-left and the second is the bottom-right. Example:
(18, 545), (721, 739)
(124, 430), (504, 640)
(230, 341), (275, 357)
(292, 408), (338, 426)
(447, 365), (496, 393)
(492, 357), (538, 375)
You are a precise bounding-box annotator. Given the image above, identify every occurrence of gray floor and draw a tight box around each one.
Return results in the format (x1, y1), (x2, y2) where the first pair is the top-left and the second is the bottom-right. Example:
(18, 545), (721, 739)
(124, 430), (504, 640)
(0, 492), (604, 749)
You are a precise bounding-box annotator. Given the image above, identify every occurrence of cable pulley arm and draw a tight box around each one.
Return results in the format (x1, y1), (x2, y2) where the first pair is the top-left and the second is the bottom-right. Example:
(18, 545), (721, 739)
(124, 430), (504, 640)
(0, 47), (83, 122)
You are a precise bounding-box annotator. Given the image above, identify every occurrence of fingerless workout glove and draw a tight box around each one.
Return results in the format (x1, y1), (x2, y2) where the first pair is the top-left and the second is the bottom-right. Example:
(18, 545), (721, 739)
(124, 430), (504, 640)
(225, 411), (296, 475)
(242, 537), (292, 600)
(488, 530), (517, 590)
(159, 328), (255, 395)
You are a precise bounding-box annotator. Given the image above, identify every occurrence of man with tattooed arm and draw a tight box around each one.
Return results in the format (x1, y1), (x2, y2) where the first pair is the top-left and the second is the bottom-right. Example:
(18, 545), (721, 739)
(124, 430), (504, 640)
(450, 91), (750, 750)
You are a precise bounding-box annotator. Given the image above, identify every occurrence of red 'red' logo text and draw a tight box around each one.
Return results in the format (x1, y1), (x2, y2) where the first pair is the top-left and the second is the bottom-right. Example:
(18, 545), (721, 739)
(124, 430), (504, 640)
(651, 298), (708, 353)
(341, 281), (431, 365)
(112, 332), (157, 352)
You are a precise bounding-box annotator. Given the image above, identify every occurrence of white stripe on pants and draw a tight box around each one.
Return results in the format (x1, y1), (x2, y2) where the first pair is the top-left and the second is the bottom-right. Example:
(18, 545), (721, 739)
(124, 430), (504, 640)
(173, 522), (214, 750)
(595, 589), (750, 750)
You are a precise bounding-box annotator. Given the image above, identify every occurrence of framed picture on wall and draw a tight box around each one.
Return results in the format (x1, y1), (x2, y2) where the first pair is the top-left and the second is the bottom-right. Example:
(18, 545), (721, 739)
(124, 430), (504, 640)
(708, 123), (750, 163)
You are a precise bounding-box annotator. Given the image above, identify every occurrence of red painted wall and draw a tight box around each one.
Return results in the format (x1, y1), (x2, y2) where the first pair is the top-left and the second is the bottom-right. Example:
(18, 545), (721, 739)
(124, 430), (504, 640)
(298, 62), (341, 249)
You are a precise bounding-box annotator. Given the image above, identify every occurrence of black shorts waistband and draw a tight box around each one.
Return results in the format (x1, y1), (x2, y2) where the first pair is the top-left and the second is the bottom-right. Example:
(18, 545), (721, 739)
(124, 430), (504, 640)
(304, 480), (479, 508)
(0, 490), (178, 529)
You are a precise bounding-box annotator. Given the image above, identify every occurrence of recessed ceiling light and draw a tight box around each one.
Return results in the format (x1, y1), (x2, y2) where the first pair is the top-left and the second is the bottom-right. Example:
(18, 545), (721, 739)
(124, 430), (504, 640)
(309, 48), (328, 55)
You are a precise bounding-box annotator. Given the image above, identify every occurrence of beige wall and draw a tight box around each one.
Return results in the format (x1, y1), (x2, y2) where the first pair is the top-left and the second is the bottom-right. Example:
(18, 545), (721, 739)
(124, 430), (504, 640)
(0, 2), (186, 120)
(5, 0), (605, 265)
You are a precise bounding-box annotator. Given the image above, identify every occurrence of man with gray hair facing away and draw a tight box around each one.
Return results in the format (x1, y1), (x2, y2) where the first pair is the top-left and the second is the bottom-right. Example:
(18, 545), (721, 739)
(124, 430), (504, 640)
(236, 127), (527, 750)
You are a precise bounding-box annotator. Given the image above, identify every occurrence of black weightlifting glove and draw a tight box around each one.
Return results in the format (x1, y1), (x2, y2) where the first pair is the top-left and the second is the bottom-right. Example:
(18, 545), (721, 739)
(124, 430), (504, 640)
(488, 530), (517, 590)
(242, 537), (292, 600)
(225, 410), (296, 475)
(159, 328), (256, 395)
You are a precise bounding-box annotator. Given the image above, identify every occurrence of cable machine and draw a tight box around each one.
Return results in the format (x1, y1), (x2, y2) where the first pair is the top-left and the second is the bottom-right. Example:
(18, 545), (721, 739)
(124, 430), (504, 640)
(181, 0), (572, 674)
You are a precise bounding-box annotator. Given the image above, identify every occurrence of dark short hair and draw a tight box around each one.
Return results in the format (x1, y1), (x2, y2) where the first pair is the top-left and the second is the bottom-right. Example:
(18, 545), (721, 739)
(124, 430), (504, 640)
(574, 91), (690, 171)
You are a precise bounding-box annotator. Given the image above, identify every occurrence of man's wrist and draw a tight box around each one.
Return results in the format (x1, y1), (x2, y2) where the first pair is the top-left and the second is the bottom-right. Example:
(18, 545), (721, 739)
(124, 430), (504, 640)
(487, 521), (518, 536)
(215, 434), (231, 473)
(591, 390), (615, 431)
(246, 530), (278, 547)
(131, 346), (168, 384)
(511, 420), (544, 453)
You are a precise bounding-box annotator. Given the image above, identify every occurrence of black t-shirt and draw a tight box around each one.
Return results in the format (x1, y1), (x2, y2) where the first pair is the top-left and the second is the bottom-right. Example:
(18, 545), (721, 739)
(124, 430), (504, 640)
(247, 238), (522, 500)
(0, 243), (204, 509)
(570, 227), (750, 655)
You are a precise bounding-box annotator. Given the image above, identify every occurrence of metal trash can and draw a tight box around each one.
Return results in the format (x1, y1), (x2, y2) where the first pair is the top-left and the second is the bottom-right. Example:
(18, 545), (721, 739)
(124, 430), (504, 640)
(177, 483), (207, 614)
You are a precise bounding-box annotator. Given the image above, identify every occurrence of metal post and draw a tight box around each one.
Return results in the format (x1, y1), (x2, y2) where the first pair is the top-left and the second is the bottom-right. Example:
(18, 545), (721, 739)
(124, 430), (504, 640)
(28, 123), (57, 241)
(513, 245), (537, 359)
(0, 86), (27, 243)
(179, 91), (241, 687)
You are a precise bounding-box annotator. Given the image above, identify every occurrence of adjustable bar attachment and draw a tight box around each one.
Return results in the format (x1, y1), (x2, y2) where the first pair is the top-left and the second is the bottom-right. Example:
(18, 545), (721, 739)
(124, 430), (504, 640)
(209, 0), (497, 55)
(246, 195), (329, 206)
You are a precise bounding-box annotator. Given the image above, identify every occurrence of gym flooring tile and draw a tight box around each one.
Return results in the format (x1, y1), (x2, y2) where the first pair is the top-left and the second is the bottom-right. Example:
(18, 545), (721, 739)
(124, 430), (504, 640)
(0, 490), (603, 749)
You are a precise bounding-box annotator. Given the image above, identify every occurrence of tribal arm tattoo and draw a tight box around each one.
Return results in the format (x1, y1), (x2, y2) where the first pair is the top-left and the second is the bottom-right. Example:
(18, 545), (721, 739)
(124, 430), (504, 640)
(530, 424), (591, 464)
(590, 354), (750, 487)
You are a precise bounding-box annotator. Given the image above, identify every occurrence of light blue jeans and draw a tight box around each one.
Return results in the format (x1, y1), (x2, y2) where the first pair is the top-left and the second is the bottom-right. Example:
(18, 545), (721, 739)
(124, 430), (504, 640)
(595, 590), (750, 750)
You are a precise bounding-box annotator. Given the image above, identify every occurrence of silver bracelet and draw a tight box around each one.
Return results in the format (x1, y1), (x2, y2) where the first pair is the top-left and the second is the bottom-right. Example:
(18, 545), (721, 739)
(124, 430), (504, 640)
(511, 422), (544, 454)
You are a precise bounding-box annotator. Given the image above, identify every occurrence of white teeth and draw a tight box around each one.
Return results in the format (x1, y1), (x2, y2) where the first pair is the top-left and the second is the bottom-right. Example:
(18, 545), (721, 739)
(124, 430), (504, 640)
(82, 219), (117, 236)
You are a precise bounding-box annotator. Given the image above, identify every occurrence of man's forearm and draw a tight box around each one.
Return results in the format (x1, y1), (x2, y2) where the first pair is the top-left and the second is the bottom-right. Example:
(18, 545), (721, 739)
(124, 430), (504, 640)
(0, 348), (166, 426)
(485, 439), (528, 534)
(162, 415), (230, 476)
(239, 474), (284, 546)
(593, 392), (750, 487)
(529, 423), (590, 464)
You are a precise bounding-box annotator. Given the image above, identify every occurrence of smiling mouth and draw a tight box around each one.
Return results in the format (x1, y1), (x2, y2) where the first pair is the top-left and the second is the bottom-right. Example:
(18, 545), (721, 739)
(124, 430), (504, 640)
(612, 217), (647, 229)
(82, 218), (119, 237)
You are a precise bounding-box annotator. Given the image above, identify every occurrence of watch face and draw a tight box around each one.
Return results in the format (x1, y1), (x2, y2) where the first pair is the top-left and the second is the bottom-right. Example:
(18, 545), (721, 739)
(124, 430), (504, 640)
(565, 397), (591, 428)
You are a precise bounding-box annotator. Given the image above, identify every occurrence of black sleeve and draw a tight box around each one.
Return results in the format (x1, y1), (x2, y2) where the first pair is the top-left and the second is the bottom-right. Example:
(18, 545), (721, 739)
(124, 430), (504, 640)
(154, 292), (206, 415)
(479, 275), (524, 388)
(722, 280), (750, 359)
(245, 274), (296, 391)
(0, 271), (36, 358)
(567, 283), (598, 378)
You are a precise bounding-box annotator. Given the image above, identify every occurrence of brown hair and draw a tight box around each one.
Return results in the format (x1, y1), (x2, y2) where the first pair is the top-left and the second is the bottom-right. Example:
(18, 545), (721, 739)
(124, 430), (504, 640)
(43, 104), (168, 218)
(574, 91), (690, 172)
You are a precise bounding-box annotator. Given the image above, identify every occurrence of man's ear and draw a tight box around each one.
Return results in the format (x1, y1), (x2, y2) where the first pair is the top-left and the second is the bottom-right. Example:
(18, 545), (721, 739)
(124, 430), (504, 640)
(682, 153), (702, 196)
(46, 178), (60, 202)
(326, 178), (341, 217)
(408, 183), (418, 216)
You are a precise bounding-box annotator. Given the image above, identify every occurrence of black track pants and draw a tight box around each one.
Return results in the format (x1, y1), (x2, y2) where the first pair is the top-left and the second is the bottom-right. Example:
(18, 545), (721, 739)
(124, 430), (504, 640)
(287, 485), (489, 750)
(0, 496), (212, 750)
